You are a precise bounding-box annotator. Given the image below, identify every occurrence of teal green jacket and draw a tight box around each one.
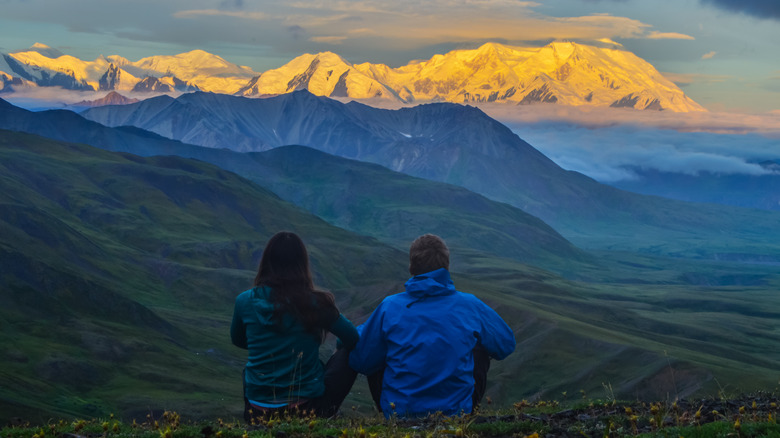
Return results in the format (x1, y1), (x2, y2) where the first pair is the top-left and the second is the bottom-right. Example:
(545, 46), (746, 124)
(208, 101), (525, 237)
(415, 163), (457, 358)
(230, 286), (358, 403)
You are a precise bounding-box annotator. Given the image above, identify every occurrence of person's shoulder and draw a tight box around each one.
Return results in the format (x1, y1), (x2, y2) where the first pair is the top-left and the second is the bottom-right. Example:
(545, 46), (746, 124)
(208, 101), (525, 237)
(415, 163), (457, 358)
(236, 286), (266, 301)
(374, 291), (410, 309)
(454, 290), (495, 308)
(454, 289), (482, 302)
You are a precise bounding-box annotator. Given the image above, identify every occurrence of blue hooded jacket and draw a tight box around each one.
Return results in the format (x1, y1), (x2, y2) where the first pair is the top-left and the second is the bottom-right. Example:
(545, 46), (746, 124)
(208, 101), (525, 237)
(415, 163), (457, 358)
(349, 268), (515, 417)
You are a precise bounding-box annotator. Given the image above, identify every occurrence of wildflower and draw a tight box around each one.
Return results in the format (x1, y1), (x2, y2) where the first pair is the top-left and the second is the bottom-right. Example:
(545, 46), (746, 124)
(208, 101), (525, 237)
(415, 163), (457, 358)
(739, 406), (746, 415)
(734, 418), (741, 431)
(625, 407), (633, 415)
(113, 422), (120, 433)
(513, 400), (529, 411)
(102, 421), (110, 431)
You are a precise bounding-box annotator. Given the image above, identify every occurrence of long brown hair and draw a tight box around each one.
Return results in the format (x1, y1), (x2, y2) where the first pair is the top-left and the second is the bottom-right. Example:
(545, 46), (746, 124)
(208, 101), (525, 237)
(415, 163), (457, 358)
(254, 231), (336, 340)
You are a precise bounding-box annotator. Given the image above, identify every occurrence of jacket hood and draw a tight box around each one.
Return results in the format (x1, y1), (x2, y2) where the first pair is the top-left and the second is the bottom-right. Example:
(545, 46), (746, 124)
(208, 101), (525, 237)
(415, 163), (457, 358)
(250, 286), (276, 325)
(404, 268), (456, 298)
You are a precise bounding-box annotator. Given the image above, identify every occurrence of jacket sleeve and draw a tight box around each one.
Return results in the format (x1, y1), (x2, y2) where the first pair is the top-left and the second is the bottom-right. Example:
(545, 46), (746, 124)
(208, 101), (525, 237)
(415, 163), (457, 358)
(230, 296), (248, 349)
(476, 301), (515, 360)
(330, 314), (359, 350)
(348, 303), (387, 375)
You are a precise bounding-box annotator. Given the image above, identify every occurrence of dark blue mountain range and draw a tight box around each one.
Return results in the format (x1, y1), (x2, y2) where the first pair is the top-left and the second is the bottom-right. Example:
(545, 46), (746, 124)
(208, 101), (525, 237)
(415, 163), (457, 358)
(77, 91), (780, 260)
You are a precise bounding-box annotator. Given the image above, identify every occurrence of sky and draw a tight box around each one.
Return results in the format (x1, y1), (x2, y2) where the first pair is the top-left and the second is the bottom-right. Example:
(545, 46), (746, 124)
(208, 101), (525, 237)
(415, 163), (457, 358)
(0, 0), (779, 114)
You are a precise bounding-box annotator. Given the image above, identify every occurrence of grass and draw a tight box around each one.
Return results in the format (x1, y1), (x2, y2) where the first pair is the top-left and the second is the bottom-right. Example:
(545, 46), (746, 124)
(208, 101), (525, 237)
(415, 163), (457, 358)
(3, 394), (780, 437)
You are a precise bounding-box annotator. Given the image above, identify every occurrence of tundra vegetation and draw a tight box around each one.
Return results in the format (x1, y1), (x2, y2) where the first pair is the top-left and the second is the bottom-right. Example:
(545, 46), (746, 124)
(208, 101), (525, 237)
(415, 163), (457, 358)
(3, 392), (780, 437)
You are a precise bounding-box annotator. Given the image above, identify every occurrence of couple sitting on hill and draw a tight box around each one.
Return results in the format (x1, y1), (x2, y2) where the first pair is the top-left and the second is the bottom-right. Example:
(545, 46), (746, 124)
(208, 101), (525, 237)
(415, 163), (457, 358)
(230, 232), (516, 421)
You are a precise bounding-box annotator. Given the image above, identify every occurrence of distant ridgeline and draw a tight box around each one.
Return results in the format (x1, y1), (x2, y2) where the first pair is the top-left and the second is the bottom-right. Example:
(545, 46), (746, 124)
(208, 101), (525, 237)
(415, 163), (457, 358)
(1, 41), (702, 111)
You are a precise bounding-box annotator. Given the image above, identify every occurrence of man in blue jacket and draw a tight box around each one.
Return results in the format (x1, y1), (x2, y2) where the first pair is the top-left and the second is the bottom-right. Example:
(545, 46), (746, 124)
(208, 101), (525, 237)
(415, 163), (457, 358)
(349, 234), (516, 417)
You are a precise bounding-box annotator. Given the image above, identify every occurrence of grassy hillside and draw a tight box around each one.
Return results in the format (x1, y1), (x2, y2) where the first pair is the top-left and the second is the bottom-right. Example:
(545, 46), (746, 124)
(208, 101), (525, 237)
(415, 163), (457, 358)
(0, 98), (591, 276)
(2, 128), (780, 425)
(77, 92), (780, 263)
(239, 145), (594, 276)
(0, 130), (408, 422)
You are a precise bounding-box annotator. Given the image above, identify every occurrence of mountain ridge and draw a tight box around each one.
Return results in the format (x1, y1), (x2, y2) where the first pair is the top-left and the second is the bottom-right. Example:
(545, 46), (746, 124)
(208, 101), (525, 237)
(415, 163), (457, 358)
(78, 90), (780, 261)
(1, 41), (702, 111)
(0, 96), (589, 275)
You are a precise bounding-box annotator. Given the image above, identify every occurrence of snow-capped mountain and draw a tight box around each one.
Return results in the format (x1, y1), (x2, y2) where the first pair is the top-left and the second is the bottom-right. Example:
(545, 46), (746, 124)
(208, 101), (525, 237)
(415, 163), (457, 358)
(0, 43), (255, 94)
(236, 51), (399, 100)
(73, 91), (139, 108)
(246, 41), (703, 112)
(0, 42), (704, 111)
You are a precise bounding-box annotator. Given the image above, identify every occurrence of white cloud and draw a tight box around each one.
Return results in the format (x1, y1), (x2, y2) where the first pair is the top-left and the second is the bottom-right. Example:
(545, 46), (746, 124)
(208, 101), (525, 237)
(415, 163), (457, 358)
(596, 38), (623, 46)
(661, 71), (730, 86)
(478, 103), (780, 182)
(173, 9), (269, 20)
(646, 31), (695, 40)
(701, 51), (717, 59)
(310, 36), (348, 44)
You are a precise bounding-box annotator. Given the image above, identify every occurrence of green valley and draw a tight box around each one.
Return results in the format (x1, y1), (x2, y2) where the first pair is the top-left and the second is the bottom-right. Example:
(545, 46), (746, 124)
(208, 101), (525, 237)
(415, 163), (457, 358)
(1, 129), (779, 424)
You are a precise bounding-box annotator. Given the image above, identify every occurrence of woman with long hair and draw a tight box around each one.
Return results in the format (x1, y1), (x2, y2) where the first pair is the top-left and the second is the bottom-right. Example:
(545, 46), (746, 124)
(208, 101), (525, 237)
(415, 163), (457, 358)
(231, 232), (358, 421)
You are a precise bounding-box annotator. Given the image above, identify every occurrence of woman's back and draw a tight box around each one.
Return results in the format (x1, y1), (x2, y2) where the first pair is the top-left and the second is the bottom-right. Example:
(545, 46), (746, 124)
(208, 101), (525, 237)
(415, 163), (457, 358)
(231, 285), (339, 403)
(230, 232), (358, 420)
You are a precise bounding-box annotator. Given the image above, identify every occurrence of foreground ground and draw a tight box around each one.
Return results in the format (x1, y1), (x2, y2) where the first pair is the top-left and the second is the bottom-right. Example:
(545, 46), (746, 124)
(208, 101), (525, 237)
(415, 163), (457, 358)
(3, 394), (780, 438)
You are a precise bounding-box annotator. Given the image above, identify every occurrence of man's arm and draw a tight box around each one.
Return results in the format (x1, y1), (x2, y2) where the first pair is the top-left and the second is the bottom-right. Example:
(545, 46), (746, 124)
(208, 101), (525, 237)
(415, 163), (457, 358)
(348, 304), (388, 375)
(476, 301), (515, 360)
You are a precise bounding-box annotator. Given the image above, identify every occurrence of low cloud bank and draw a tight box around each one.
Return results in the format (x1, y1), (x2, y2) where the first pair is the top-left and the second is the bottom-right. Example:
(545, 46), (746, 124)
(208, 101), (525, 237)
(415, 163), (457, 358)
(479, 104), (780, 182)
(1, 88), (177, 111)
